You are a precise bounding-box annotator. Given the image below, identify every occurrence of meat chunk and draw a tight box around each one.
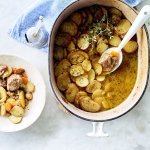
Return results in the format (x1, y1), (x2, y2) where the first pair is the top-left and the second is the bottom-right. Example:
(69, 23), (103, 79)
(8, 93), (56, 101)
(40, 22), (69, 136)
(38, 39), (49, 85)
(7, 74), (22, 91)
(102, 55), (118, 72)
(0, 79), (7, 88)
(0, 65), (7, 76)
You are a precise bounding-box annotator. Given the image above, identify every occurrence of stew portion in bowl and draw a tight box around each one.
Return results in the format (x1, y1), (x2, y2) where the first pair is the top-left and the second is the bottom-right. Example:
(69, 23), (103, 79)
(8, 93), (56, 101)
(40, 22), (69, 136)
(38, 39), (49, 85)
(53, 5), (138, 113)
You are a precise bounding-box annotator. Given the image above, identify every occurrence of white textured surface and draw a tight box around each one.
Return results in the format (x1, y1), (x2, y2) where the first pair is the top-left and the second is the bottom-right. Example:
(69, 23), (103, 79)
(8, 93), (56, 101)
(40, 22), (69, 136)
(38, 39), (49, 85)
(0, 0), (150, 150)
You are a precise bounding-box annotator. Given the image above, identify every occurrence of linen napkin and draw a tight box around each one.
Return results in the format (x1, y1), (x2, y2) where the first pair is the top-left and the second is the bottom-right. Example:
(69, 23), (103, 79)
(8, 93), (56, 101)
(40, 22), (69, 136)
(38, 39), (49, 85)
(8, 0), (75, 52)
(8, 0), (142, 53)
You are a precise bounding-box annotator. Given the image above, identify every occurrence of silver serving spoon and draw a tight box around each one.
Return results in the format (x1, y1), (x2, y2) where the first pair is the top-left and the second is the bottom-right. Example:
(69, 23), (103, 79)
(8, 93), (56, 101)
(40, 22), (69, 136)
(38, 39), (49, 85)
(99, 5), (150, 72)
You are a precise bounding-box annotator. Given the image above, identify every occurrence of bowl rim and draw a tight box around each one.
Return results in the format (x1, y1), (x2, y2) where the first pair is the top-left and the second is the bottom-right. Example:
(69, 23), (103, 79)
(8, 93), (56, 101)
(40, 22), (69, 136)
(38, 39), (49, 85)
(48, 0), (149, 122)
(0, 54), (46, 132)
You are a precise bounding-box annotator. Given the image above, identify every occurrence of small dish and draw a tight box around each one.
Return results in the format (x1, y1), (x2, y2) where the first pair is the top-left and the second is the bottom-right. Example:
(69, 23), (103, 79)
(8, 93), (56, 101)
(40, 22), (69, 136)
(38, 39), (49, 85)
(0, 55), (46, 132)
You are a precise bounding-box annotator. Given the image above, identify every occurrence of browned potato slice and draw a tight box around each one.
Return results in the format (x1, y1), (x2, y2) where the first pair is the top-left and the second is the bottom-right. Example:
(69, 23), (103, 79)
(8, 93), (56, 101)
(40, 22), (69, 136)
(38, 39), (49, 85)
(96, 40), (108, 54)
(76, 75), (89, 87)
(54, 46), (64, 61)
(57, 72), (71, 91)
(77, 34), (90, 50)
(55, 33), (71, 47)
(94, 8), (104, 22)
(108, 36), (121, 47)
(67, 41), (75, 52)
(82, 59), (92, 72)
(85, 10), (93, 25)
(111, 15), (121, 25)
(70, 12), (83, 26)
(93, 97), (105, 105)
(68, 51), (85, 64)
(9, 115), (22, 124)
(70, 75), (77, 82)
(92, 89), (105, 99)
(80, 10), (87, 24)
(75, 91), (88, 107)
(66, 83), (79, 103)
(70, 65), (84, 77)
(86, 80), (101, 93)
(55, 59), (71, 77)
(109, 7), (122, 17)
(88, 69), (95, 83)
(93, 63), (102, 75)
(123, 40), (138, 53)
(96, 75), (105, 82)
(10, 106), (24, 117)
(80, 97), (101, 112)
(115, 19), (131, 35)
(77, 51), (89, 59)
(60, 21), (78, 36)
(101, 99), (110, 109)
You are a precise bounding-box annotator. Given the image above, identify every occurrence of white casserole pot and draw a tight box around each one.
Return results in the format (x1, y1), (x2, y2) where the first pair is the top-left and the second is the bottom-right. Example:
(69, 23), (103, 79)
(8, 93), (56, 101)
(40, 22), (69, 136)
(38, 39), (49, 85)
(49, 0), (149, 127)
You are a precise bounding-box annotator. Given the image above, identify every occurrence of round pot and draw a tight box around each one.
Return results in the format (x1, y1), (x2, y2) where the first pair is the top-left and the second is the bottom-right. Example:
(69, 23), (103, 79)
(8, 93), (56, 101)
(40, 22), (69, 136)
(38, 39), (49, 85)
(49, 0), (149, 122)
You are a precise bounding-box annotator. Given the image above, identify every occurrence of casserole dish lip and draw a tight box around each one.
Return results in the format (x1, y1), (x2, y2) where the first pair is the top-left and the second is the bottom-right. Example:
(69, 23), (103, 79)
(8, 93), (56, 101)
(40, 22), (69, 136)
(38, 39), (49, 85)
(48, 0), (149, 122)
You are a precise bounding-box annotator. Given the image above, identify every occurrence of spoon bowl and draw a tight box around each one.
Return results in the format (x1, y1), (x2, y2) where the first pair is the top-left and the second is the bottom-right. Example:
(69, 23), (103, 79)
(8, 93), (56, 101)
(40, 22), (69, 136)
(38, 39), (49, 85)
(99, 47), (123, 72)
(99, 5), (150, 73)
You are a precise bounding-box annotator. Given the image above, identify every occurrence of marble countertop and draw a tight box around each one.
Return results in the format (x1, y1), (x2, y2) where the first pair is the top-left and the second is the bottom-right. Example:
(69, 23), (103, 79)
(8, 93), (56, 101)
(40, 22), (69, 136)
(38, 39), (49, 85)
(0, 0), (150, 150)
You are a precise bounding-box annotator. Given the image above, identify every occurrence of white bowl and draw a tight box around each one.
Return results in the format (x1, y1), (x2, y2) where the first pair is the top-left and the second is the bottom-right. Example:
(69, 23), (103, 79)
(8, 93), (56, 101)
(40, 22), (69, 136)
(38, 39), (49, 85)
(0, 55), (46, 132)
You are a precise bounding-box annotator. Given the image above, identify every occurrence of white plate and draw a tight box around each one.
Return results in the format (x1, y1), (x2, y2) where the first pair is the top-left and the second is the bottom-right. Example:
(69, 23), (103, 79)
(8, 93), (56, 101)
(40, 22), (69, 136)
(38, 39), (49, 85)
(0, 55), (46, 132)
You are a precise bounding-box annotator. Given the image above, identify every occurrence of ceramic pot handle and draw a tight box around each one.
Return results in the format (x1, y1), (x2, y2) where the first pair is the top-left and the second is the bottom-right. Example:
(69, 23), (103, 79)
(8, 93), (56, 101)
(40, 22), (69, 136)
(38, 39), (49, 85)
(87, 122), (109, 137)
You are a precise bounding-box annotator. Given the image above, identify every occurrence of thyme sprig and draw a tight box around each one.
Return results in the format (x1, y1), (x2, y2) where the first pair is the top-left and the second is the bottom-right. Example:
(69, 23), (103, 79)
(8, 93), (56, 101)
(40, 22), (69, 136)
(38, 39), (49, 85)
(88, 15), (113, 44)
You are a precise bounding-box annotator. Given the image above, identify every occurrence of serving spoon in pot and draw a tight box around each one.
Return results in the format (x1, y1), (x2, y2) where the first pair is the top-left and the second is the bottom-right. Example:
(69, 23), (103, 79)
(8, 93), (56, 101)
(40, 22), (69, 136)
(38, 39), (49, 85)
(99, 5), (150, 72)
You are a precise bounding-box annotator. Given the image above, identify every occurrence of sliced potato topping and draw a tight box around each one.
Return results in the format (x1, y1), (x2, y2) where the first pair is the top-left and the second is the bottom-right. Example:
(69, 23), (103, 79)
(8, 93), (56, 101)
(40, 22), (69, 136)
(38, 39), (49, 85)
(66, 83), (79, 103)
(123, 40), (138, 53)
(70, 65), (84, 77)
(82, 59), (92, 72)
(86, 80), (101, 93)
(77, 34), (90, 50)
(76, 75), (89, 87)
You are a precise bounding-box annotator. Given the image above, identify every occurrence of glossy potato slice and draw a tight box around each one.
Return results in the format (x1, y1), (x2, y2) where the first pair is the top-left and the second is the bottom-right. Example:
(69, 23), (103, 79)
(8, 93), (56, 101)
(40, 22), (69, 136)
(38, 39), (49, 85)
(55, 59), (71, 77)
(115, 19), (131, 35)
(0, 87), (7, 103)
(109, 7), (122, 17)
(9, 115), (22, 124)
(60, 21), (78, 36)
(66, 83), (79, 103)
(77, 51), (89, 59)
(86, 80), (101, 93)
(70, 12), (83, 26)
(3, 66), (12, 78)
(53, 46), (64, 61)
(85, 10), (93, 25)
(82, 59), (92, 72)
(123, 40), (138, 53)
(76, 75), (89, 87)
(74, 91), (88, 107)
(96, 75), (105, 82)
(70, 65), (84, 77)
(77, 34), (90, 50)
(25, 81), (35, 93)
(67, 41), (76, 52)
(68, 51), (85, 64)
(57, 72), (70, 91)
(1, 104), (6, 116)
(10, 106), (24, 117)
(92, 89), (105, 99)
(55, 33), (71, 47)
(88, 69), (95, 83)
(19, 91), (25, 108)
(96, 41), (108, 54)
(93, 63), (102, 75)
(108, 36), (121, 47)
(80, 98), (101, 112)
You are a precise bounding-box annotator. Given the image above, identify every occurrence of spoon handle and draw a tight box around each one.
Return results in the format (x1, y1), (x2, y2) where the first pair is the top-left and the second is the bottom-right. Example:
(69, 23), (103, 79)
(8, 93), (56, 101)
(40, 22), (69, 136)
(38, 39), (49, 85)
(117, 5), (150, 51)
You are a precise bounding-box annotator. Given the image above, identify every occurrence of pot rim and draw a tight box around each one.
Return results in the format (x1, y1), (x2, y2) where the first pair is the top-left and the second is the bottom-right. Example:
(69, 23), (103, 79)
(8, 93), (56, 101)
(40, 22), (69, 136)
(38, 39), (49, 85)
(48, 0), (149, 122)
